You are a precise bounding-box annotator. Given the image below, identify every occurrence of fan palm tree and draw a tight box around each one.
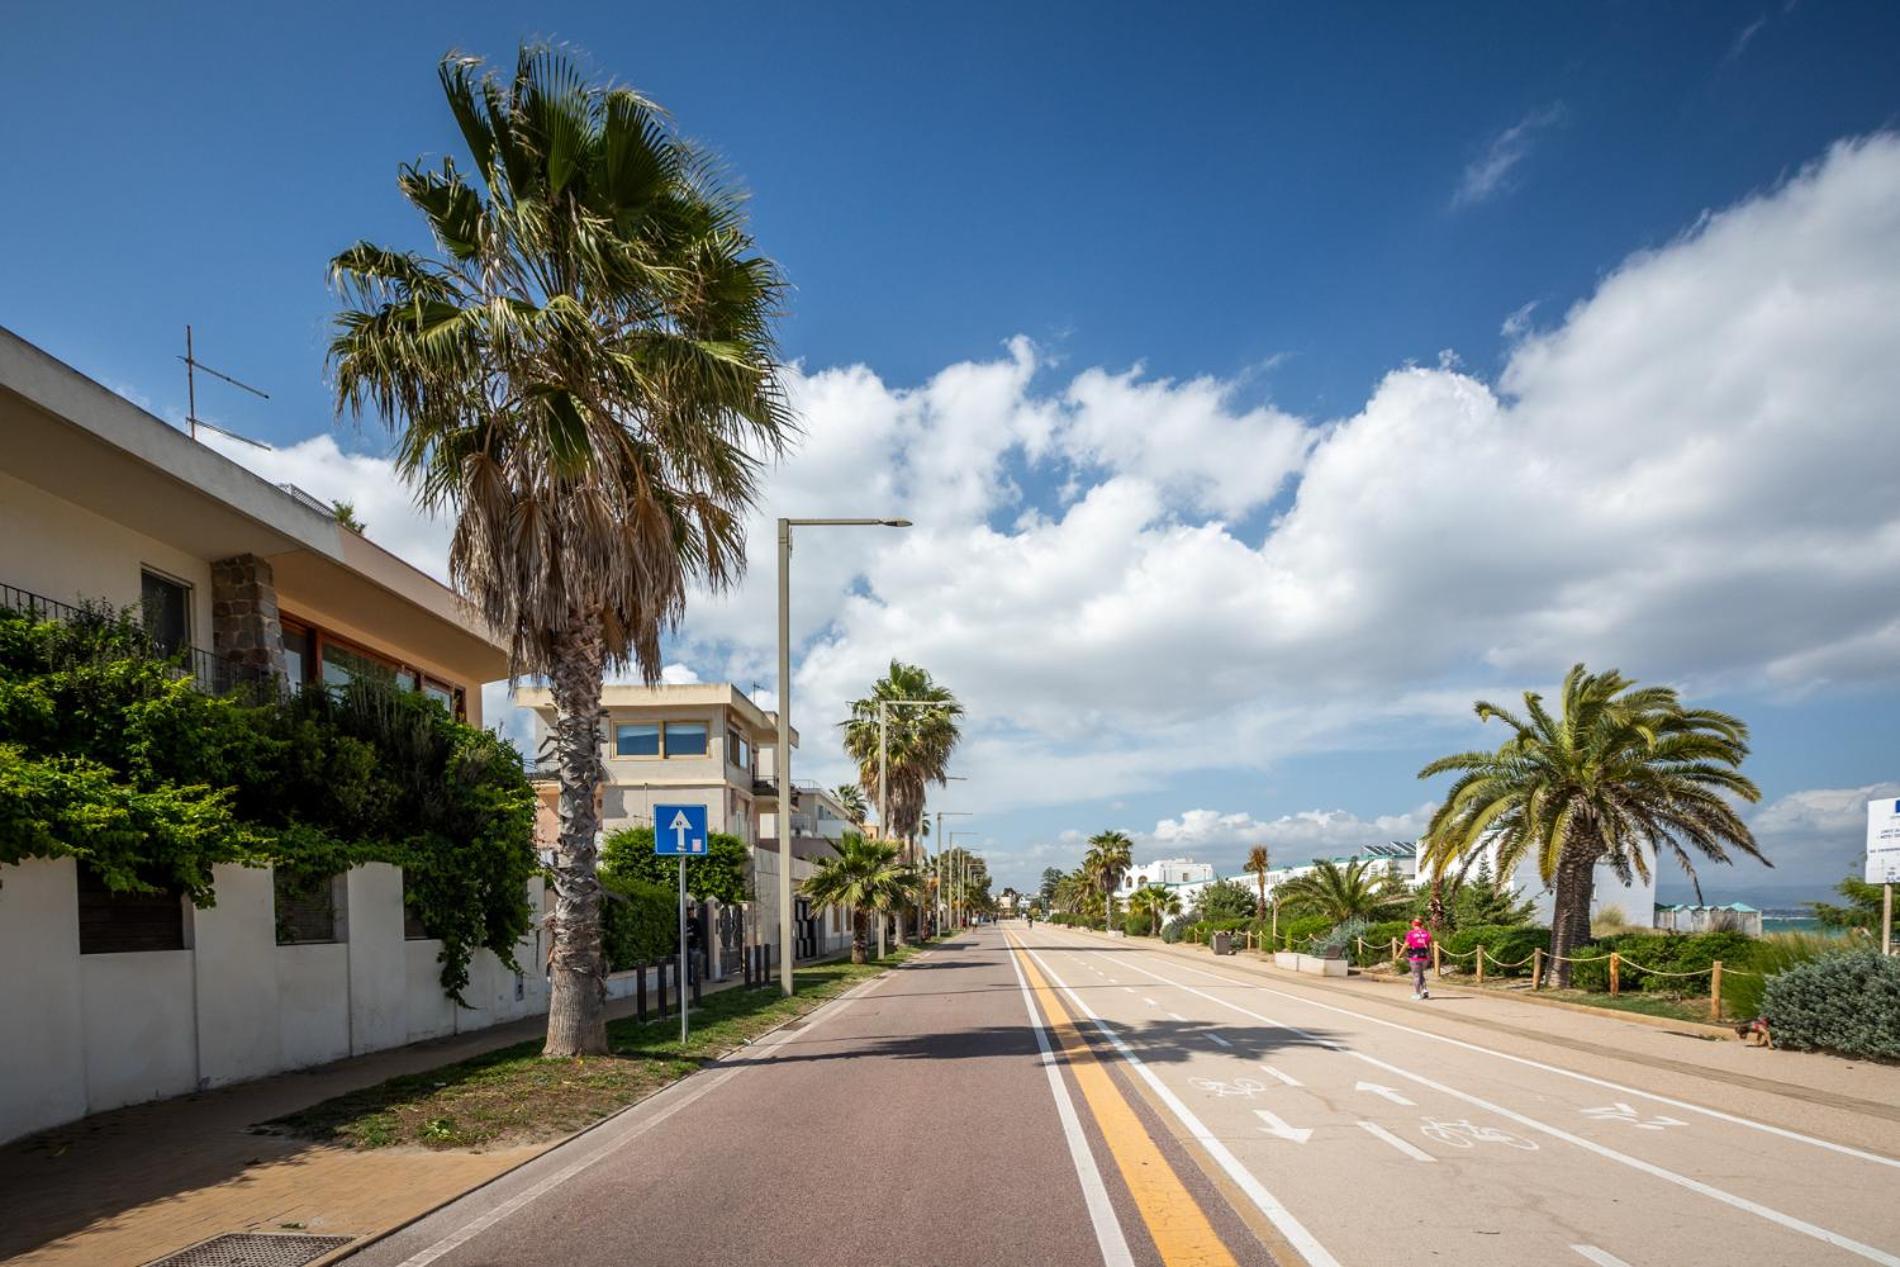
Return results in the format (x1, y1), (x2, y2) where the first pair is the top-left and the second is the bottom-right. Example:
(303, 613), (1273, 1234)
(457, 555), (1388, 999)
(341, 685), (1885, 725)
(1125, 884), (1181, 936)
(841, 661), (963, 844)
(329, 47), (792, 1056)
(1084, 830), (1134, 927)
(1274, 859), (1408, 924)
(1243, 844), (1271, 916)
(801, 834), (918, 965)
(832, 783), (868, 826)
(1418, 664), (1762, 986)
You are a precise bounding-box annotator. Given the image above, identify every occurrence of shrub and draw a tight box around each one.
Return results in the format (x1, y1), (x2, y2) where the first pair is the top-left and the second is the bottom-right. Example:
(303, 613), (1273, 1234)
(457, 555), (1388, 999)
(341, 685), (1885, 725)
(1762, 952), (1900, 1061)
(1568, 931), (1755, 994)
(1161, 916), (1190, 944)
(1723, 932), (1841, 1019)
(1192, 878), (1256, 923)
(1355, 919), (1414, 966)
(1446, 924), (1550, 978)
(1279, 913), (1333, 950)
(599, 873), (676, 971)
(1122, 912), (1154, 938)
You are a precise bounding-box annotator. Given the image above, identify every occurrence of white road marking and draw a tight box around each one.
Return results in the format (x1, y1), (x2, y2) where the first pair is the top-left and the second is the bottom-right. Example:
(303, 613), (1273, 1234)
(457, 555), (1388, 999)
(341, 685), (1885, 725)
(1099, 947), (1900, 1267)
(1115, 938), (1900, 1172)
(1142, 997), (1158, 1007)
(1207, 1033), (1234, 1048)
(1167, 1011), (1189, 1022)
(1355, 1080), (1415, 1106)
(1258, 1064), (1302, 1087)
(393, 969), (899, 1267)
(1570, 1246), (1636, 1267)
(1254, 1108), (1313, 1144)
(1025, 948), (1341, 1267)
(1358, 1121), (1434, 1162)
(1003, 937), (1135, 1267)
(1582, 1103), (1687, 1131)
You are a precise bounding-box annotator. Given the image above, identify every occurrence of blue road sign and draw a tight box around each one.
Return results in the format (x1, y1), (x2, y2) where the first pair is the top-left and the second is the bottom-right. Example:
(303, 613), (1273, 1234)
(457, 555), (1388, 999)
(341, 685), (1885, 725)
(653, 803), (709, 856)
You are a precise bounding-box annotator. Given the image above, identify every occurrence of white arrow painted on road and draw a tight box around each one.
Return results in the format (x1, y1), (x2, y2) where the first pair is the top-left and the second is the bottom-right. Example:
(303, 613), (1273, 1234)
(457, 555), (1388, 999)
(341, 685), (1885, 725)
(1582, 1103), (1687, 1131)
(1355, 1080), (1416, 1106)
(1253, 1108), (1313, 1144)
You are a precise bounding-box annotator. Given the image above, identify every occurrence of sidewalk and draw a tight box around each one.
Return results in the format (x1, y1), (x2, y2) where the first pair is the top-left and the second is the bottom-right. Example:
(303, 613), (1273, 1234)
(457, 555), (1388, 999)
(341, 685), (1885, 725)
(1054, 928), (1900, 1140)
(0, 965), (771, 1267)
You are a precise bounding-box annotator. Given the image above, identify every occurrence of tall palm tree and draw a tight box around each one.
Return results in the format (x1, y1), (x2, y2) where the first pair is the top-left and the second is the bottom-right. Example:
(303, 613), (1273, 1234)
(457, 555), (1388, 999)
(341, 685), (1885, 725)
(1243, 844), (1271, 917)
(842, 661), (961, 939)
(329, 47), (792, 1056)
(1084, 830), (1134, 927)
(1273, 859), (1407, 924)
(832, 783), (868, 827)
(1418, 664), (1762, 986)
(801, 834), (917, 965)
(1126, 884), (1181, 936)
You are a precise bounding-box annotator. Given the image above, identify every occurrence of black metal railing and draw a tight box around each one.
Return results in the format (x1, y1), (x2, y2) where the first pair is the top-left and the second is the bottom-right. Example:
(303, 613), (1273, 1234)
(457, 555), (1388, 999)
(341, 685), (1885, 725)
(1, 580), (274, 697)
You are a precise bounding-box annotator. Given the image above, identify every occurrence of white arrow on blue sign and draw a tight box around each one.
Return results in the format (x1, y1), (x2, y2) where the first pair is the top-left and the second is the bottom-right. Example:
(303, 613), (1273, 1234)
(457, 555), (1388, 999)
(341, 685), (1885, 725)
(653, 803), (709, 856)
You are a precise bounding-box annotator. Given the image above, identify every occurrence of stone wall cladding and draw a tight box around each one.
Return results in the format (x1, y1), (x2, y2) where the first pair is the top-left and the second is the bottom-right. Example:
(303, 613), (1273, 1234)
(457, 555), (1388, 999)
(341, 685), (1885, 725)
(210, 554), (286, 679)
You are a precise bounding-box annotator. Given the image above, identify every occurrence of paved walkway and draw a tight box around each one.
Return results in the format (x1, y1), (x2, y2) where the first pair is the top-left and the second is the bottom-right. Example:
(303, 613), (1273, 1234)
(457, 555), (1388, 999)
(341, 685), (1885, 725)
(0, 968), (764, 1267)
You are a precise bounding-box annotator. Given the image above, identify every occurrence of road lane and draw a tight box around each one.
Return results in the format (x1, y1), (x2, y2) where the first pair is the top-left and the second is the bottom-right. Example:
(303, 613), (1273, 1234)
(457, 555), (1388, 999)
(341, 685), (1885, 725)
(1017, 924), (1900, 1267)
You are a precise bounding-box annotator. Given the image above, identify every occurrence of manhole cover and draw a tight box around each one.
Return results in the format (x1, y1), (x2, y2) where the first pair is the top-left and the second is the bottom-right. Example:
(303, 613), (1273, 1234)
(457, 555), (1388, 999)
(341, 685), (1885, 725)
(145, 1232), (354, 1267)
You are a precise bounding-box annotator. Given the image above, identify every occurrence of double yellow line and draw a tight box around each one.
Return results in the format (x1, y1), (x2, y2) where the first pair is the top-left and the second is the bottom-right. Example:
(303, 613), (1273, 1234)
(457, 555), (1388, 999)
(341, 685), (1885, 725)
(1009, 934), (1239, 1267)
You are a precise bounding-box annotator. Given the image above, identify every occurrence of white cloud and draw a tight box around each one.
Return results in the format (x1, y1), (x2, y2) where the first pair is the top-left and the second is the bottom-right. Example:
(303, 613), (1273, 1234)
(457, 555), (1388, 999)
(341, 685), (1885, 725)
(1453, 105), (1566, 208)
(1141, 805), (1435, 868)
(209, 135), (1900, 902)
(1747, 782), (1900, 880)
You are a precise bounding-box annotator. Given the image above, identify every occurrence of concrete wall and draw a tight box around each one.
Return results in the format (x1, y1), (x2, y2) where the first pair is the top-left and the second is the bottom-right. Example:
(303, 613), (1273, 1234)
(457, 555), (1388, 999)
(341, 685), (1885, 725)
(0, 857), (551, 1144)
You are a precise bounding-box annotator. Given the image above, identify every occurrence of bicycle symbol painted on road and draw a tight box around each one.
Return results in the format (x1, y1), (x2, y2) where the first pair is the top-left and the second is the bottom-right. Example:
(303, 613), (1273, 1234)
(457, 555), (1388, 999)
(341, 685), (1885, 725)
(1189, 1076), (1268, 1099)
(1417, 1118), (1540, 1151)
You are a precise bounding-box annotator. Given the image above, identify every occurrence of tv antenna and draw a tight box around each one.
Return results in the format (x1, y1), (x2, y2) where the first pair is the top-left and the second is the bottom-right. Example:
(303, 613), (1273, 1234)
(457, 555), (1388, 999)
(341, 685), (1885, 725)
(179, 325), (271, 449)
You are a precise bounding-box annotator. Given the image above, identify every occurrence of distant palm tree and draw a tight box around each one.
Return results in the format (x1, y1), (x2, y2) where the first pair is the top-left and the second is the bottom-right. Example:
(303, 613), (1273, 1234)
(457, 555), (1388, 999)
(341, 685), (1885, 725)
(1244, 845), (1271, 916)
(1419, 664), (1762, 986)
(801, 834), (918, 965)
(1085, 830), (1134, 927)
(832, 784), (868, 826)
(1274, 859), (1407, 924)
(1126, 884), (1181, 936)
(329, 47), (791, 1057)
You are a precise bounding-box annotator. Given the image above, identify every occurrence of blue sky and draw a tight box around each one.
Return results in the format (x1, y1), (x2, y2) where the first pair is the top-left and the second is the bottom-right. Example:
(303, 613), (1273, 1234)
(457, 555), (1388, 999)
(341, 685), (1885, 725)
(8, 3), (1900, 902)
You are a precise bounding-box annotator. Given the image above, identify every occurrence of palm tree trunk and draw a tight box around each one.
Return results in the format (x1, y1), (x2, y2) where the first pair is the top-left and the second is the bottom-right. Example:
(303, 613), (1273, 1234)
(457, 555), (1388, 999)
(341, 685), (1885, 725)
(852, 909), (867, 965)
(543, 619), (610, 1057)
(1547, 846), (1601, 989)
(892, 834), (910, 946)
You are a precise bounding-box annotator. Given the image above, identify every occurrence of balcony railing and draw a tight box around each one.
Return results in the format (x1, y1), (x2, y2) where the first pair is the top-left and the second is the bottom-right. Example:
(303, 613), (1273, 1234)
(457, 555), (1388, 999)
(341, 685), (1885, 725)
(2, 581), (275, 697)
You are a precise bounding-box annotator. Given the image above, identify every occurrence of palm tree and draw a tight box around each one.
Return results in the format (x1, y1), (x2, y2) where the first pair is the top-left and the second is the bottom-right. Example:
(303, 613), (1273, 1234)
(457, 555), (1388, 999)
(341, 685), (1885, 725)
(1084, 830), (1134, 927)
(832, 783), (868, 826)
(1273, 859), (1407, 924)
(1126, 884), (1181, 936)
(801, 834), (917, 965)
(1243, 844), (1271, 917)
(1418, 664), (1762, 986)
(842, 661), (961, 940)
(329, 47), (792, 1056)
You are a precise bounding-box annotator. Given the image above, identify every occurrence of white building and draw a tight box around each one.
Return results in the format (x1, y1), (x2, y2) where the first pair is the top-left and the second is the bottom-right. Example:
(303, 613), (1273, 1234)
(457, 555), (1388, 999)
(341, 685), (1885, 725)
(1116, 857), (1221, 910)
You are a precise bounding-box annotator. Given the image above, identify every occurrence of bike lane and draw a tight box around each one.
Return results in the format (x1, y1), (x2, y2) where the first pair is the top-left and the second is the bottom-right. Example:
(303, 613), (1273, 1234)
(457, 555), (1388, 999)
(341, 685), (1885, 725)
(1019, 927), (1900, 1267)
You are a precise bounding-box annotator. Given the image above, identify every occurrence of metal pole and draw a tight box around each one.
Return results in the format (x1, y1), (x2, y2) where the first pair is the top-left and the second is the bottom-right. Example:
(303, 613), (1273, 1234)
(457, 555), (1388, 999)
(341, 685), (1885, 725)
(776, 519), (795, 996)
(678, 853), (688, 1044)
(934, 810), (942, 935)
(185, 325), (196, 440)
(1884, 883), (1893, 958)
(878, 702), (889, 847)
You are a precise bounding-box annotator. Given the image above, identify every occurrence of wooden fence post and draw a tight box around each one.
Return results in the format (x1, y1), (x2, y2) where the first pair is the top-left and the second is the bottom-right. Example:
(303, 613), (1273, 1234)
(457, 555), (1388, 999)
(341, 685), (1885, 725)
(1433, 941), (1442, 979)
(1609, 952), (1621, 996)
(1475, 948), (1485, 985)
(1531, 947), (1543, 991)
(1710, 960), (1723, 1021)
(1390, 937), (1401, 974)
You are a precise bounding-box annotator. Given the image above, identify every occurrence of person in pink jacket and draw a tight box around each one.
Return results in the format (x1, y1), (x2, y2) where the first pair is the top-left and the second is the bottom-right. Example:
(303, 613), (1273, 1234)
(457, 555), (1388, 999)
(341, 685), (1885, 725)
(1404, 917), (1433, 999)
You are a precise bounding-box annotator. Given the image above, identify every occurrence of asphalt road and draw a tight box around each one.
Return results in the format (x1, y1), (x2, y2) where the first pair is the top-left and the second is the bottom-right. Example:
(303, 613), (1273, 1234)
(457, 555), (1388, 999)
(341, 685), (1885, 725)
(349, 924), (1900, 1267)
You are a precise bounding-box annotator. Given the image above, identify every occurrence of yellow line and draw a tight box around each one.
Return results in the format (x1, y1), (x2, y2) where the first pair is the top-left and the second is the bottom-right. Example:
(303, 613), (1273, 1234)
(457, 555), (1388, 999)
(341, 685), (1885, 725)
(1010, 934), (1240, 1267)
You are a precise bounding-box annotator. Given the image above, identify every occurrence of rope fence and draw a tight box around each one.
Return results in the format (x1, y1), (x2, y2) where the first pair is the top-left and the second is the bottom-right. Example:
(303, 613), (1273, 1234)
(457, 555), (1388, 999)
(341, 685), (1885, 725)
(1360, 935), (1744, 1020)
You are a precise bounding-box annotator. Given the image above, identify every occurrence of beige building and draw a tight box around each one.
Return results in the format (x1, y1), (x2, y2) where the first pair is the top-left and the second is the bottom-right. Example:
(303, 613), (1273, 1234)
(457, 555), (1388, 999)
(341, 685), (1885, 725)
(0, 327), (547, 1144)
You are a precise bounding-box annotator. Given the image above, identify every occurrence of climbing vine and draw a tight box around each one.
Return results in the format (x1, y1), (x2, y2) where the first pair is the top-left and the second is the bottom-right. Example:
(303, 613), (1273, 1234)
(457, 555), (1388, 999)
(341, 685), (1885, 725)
(0, 603), (538, 1001)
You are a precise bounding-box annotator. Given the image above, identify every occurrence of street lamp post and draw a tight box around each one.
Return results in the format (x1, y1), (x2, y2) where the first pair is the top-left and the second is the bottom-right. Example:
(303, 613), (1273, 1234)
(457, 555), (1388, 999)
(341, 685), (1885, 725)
(934, 809), (971, 935)
(777, 516), (910, 996)
(948, 830), (978, 930)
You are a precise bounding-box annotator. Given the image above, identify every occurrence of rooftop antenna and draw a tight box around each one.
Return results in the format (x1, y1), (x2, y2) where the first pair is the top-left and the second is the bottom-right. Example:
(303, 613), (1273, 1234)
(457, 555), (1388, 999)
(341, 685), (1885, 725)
(179, 324), (271, 449)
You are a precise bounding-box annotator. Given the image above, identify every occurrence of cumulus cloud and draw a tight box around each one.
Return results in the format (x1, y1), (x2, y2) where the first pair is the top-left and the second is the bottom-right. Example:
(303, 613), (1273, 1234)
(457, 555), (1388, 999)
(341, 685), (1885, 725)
(1747, 782), (1900, 880)
(209, 135), (1900, 900)
(1453, 104), (1566, 208)
(1139, 805), (1435, 869)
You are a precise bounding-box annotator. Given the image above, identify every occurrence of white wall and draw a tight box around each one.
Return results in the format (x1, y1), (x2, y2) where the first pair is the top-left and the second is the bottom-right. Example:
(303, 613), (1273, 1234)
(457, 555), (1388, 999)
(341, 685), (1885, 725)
(0, 858), (553, 1143)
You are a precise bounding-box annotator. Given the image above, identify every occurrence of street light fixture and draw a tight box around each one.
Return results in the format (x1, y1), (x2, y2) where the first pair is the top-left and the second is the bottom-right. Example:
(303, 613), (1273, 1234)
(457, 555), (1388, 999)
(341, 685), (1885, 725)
(776, 516), (910, 996)
(933, 809), (972, 934)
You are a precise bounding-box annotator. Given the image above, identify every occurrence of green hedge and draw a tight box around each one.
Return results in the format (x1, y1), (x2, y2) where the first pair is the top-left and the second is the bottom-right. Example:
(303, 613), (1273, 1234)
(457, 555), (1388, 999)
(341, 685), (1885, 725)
(1352, 919), (1415, 966)
(1122, 912), (1154, 938)
(1445, 925), (1551, 977)
(599, 873), (676, 971)
(1568, 931), (1753, 993)
(1277, 913), (1334, 950)
(1762, 952), (1900, 1061)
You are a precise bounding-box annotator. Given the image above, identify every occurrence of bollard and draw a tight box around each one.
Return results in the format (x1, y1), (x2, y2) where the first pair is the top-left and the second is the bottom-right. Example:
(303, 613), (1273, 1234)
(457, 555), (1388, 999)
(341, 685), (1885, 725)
(1610, 952), (1621, 996)
(1531, 947), (1544, 991)
(636, 961), (648, 1022)
(742, 946), (753, 988)
(1476, 947), (1485, 985)
(657, 959), (671, 1020)
(1710, 960), (1723, 1021)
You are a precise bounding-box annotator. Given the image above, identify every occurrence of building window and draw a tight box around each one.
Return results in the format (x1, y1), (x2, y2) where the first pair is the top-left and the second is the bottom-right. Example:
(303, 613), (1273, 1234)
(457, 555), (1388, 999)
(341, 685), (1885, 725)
(727, 729), (751, 772)
(77, 864), (185, 954)
(274, 870), (346, 945)
(321, 639), (396, 690)
(422, 679), (455, 713)
(140, 569), (191, 658)
(282, 621), (312, 691)
(665, 721), (708, 757)
(615, 723), (661, 757)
